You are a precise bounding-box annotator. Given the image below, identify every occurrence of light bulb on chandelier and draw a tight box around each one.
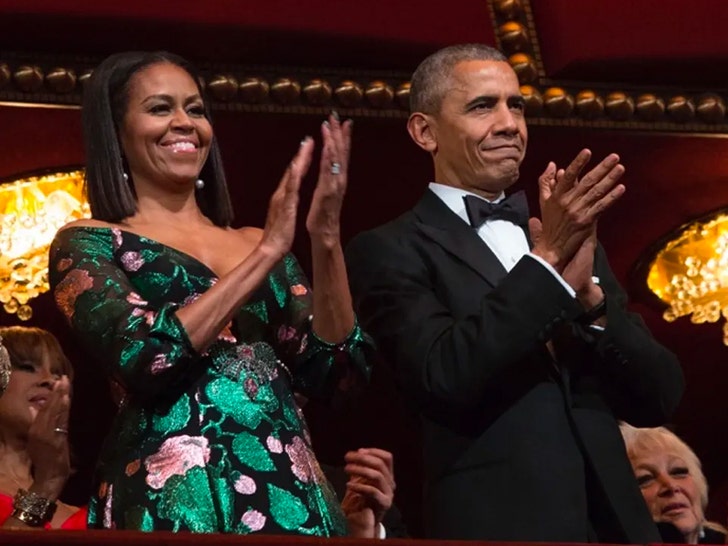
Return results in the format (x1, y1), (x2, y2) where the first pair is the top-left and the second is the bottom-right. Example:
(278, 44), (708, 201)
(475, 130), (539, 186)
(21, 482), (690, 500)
(0, 168), (90, 320)
(646, 210), (728, 345)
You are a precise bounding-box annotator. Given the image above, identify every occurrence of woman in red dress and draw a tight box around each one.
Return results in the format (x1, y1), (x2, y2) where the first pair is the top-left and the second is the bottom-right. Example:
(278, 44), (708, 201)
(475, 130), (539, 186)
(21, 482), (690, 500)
(0, 326), (86, 529)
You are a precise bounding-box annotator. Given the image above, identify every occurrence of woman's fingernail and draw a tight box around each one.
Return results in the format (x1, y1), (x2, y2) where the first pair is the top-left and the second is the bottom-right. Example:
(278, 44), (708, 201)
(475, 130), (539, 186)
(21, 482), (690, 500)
(331, 110), (340, 121)
(323, 120), (330, 128)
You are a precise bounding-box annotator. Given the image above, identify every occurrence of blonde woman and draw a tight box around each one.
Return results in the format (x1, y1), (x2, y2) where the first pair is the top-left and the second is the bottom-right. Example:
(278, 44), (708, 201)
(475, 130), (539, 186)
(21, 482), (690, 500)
(620, 422), (726, 543)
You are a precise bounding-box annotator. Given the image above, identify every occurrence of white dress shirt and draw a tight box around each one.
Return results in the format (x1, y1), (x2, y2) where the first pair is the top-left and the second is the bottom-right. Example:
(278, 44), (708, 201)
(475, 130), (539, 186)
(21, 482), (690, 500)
(428, 183), (576, 297)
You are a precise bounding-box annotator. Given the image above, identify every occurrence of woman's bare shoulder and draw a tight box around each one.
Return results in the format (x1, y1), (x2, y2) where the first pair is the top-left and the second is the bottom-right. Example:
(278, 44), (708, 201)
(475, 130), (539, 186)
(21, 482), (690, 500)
(57, 218), (117, 233)
(234, 226), (264, 245)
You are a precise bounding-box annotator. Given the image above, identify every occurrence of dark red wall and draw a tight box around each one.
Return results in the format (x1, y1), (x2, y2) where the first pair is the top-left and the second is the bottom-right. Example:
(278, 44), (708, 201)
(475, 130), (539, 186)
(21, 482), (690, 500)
(3, 104), (728, 532)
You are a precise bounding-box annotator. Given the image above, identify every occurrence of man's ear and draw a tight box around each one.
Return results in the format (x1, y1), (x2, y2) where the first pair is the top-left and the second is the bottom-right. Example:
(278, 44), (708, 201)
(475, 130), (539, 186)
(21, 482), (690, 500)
(407, 112), (437, 153)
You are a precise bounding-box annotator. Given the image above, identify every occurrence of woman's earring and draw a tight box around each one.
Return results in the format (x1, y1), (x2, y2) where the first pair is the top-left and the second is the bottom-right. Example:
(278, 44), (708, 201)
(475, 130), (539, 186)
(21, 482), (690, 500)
(0, 335), (11, 396)
(195, 178), (205, 190)
(123, 172), (129, 182)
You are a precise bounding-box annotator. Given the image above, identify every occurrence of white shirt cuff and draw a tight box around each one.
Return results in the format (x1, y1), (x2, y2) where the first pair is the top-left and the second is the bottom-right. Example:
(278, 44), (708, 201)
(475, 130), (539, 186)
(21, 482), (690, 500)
(525, 253), (576, 298)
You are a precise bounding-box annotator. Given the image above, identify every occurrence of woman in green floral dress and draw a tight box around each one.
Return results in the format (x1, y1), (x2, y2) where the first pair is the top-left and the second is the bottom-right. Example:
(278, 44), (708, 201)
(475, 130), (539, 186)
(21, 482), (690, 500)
(49, 51), (379, 535)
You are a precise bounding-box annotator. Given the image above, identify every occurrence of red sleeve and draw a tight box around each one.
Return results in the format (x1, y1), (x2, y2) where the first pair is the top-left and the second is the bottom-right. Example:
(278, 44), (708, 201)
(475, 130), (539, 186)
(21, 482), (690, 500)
(60, 506), (88, 529)
(0, 493), (13, 524)
(0, 494), (87, 529)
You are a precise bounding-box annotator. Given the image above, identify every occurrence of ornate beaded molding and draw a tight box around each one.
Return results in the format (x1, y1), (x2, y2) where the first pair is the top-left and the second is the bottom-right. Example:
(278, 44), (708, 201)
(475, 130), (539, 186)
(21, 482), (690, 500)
(487, 0), (545, 84)
(1, 47), (727, 132)
(484, 0), (728, 133)
(0, 52), (411, 119)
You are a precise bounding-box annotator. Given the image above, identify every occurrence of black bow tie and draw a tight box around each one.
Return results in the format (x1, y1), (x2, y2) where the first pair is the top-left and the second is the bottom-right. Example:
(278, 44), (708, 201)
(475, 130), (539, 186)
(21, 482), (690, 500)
(463, 190), (529, 228)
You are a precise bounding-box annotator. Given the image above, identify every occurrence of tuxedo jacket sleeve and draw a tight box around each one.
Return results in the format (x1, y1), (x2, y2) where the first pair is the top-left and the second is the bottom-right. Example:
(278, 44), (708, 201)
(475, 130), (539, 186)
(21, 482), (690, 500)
(345, 193), (683, 426)
(569, 241), (684, 426)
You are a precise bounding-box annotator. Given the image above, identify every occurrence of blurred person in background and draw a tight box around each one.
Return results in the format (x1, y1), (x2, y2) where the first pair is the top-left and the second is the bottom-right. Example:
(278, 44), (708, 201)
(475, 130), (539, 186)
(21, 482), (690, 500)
(620, 422), (726, 544)
(0, 326), (86, 529)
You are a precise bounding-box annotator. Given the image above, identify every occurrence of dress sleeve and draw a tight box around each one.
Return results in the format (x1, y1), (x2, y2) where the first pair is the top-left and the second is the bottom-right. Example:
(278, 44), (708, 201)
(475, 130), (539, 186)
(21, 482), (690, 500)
(49, 228), (199, 401)
(60, 506), (89, 530)
(268, 253), (375, 401)
(0, 493), (12, 525)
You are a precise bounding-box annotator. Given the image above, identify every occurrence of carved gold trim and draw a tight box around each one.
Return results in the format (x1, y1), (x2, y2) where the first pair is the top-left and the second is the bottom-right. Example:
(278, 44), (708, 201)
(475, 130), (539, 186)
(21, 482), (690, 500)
(487, 0), (544, 84)
(0, 53), (411, 119)
(483, 0), (728, 132)
(521, 84), (728, 131)
(1, 52), (727, 133)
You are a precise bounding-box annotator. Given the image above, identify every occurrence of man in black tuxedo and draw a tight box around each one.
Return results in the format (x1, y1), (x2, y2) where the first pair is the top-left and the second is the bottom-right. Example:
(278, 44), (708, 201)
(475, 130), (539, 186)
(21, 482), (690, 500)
(345, 44), (684, 542)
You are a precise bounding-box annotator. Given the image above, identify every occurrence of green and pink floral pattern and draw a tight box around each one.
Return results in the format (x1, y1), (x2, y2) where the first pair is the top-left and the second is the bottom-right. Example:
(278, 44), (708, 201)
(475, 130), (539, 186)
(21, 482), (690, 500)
(50, 226), (373, 534)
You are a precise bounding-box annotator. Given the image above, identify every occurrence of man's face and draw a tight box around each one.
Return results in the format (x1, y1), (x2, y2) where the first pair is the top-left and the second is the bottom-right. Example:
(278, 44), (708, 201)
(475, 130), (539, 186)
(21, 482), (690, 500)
(429, 60), (527, 196)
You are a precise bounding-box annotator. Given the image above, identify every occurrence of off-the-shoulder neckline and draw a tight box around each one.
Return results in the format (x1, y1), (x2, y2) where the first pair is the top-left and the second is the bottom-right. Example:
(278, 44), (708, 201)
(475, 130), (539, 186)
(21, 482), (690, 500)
(57, 224), (222, 279)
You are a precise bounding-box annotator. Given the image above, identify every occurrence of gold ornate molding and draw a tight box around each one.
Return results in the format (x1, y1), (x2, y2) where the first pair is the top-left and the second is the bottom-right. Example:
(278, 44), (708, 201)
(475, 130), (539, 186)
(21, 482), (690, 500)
(487, 0), (545, 84)
(1, 51), (728, 132)
(520, 84), (728, 132)
(484, 0), (728, 132)
(0, 53), (411, 118)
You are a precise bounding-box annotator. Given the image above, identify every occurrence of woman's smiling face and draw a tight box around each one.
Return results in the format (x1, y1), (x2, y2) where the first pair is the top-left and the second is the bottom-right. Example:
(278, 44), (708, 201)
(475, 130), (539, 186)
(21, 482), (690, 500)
(119, 62), (212, 193)
(631, 449), (704, 543)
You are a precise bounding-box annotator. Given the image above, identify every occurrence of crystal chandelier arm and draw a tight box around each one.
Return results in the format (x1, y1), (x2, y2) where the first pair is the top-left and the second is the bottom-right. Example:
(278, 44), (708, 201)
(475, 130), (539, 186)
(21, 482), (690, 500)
(0, 169), (88, 321)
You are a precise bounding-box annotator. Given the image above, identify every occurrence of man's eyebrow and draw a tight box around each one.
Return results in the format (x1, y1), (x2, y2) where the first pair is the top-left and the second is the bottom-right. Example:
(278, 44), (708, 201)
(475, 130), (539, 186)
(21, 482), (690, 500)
(462, 94), (524, 110)
(463, 94), (497, 109)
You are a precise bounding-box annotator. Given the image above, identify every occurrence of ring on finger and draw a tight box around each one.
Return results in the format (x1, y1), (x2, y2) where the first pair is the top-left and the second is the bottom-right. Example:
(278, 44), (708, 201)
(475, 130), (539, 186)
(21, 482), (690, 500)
(330, 162), (341, 175)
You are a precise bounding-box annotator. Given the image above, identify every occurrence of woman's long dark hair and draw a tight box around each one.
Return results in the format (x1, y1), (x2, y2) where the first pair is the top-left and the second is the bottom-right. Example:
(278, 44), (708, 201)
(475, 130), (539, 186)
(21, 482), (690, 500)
(82, 51), (233, 226)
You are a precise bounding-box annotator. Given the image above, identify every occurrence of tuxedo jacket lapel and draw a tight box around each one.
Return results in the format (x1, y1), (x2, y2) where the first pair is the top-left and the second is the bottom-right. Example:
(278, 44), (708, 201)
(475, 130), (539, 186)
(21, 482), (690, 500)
(413, 190), (508, 288)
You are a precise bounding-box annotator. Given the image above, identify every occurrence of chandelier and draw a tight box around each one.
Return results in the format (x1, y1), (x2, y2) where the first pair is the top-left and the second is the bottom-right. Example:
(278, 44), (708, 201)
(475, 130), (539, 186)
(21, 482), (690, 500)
(646, 210), (728, 345)
(0, 169), (90, 320)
